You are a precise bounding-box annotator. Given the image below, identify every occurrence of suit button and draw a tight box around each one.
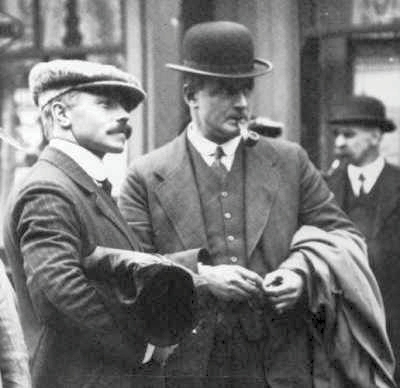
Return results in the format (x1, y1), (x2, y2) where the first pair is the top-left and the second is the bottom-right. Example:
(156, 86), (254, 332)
(227, 235), (235, 242)
(230, 256), (238, 263)
(224, 212), (232, 219)
(221, 191), (228, 198)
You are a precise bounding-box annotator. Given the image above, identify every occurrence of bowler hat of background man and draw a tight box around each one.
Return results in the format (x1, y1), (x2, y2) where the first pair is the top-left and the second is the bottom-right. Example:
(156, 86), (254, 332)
(328, 95), (396, 133)
(166, 21), (272, 78)
(29, 59), (146, 111)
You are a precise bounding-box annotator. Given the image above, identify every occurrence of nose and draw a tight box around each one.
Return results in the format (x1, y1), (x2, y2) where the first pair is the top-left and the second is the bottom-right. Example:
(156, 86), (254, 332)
(335, 134), (346, 148)
(233, 91), (248, 108)
(115, 106), (130, 123)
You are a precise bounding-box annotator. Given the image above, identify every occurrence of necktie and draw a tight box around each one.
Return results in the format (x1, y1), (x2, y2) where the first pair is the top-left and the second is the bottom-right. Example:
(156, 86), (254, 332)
(99, 178), (113, 196)
(211, 146), (228, 179)
(358, 173), (366, 198)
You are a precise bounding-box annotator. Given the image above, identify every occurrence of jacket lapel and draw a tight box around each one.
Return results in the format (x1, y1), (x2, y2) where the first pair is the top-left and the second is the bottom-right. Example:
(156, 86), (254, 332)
(372, 163), (400, 237)
(153, 133), (208, 250)
(40, 147), (139, 249)
(244, 142), (280, 259)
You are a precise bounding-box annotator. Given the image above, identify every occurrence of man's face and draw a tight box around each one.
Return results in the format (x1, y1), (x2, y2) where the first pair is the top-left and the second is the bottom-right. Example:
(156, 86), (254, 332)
(64, 91), (132, 157)
(332, 124), (381, 166)
(191, 78), (254, 144)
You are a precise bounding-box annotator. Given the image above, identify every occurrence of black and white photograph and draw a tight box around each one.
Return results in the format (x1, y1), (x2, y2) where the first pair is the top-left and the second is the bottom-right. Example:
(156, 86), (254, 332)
(0, 1), (399, 387)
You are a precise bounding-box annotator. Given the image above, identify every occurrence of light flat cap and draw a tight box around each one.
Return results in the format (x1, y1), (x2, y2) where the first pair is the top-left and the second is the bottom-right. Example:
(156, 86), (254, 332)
(29, 59), (146, 111)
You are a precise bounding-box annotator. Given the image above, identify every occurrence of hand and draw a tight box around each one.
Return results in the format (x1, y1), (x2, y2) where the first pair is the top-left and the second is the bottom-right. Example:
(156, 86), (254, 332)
(199, 264), (263, 302)
(262, 269), (304, 314)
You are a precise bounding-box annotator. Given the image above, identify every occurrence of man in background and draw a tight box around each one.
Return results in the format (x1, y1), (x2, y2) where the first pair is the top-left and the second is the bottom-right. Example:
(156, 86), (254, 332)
(119, 21), (395, 387)
(326, 94), (400, 384)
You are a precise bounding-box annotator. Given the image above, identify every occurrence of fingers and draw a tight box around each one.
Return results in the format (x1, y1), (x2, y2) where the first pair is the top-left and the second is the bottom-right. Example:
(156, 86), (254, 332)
(262, 269), (305, 313)
(238, 267), (264, 287)
(231, 267), (264, 299)
(201, 264), (261, 301)
(235, 277), (261, 296)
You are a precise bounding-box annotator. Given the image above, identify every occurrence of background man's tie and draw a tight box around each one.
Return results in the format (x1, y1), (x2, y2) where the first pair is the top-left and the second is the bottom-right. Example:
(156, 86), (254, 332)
(358, 173), (366, 198)
(211, 145), (228, 179)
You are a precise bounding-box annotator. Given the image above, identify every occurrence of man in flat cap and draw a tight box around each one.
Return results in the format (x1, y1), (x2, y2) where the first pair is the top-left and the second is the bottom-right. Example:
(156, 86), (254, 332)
(2, 59), (200, 388)
(119, 21), (395, 387)
(326, 94), (400, 384)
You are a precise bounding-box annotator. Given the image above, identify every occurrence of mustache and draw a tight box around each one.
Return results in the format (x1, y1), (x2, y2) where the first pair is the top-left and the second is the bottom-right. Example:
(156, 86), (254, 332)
(228, 113), (249, 121)
(108, 124), (132, 139)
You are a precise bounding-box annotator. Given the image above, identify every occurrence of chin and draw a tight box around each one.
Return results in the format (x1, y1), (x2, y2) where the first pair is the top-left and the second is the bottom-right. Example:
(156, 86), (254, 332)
(222, 127), (240, 138)
(108, 147), (125, 154)
(109, 141), (126, 152)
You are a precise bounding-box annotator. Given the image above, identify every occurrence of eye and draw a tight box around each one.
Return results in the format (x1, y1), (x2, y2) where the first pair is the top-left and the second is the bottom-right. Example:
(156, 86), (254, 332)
(97, 97), (116, 108)
(332, 127), (355, 138)
(343, 130), (355, 138)
(242, 87), (252, 96)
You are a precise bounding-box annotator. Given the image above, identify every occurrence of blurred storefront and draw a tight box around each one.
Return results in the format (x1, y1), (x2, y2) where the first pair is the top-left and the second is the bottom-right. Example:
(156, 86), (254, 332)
(300, 0), (400, 170)
(1, 0), (400, 256)
(0, 0), (300, 255)
(0, 0), (130, 252)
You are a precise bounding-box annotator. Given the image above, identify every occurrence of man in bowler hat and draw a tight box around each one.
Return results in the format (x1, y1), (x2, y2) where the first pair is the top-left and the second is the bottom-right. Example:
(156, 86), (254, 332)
(326, 95), (400, 384)
(119, 21), (395, 387)
(2, 59), (200, 388)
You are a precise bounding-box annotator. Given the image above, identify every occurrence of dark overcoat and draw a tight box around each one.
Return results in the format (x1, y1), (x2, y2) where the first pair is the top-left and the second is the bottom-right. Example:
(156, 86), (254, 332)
(326, 162), (400, 383)
(3, 147), (154, 388)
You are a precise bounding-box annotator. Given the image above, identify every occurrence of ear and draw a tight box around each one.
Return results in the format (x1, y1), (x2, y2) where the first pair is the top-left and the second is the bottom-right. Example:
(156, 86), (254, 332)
(371, 128), (383, 145)
(183, 84), (198, 108)
(51, 102), (71, 128)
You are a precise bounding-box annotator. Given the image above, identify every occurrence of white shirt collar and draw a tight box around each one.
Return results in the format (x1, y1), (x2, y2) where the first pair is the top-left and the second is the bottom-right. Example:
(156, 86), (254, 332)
(187, 123), (241, 170)
(49, 139), (107, 182)
(347, 156), (385, 195)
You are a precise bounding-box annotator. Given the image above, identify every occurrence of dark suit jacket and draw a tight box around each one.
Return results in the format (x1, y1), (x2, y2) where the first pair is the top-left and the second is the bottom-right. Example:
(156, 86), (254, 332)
(3, 147), (154, 388)
(326, 162), (400, 382)
(119, 132), (361, 385)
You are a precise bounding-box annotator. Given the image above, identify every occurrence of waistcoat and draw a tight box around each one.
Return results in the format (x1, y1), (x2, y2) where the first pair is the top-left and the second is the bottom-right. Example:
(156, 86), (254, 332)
(188, 141), (247, 267)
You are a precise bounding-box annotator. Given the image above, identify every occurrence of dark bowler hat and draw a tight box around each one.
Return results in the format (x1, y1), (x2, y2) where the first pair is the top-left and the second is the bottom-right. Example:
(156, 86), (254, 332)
(29, 59), (146, 111)
(166, 21), (272, 78)
(329, 95), (395, 133)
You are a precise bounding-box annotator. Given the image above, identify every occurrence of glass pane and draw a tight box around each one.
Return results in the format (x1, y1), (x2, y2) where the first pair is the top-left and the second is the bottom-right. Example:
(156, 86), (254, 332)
(352, 0), (400, 25)
(42, 0), (123, 48)
(41, 0), (67, 48)
(78, 0), (123, 46)
(1, 0), (34, 51)
(354, 56), (400, 166)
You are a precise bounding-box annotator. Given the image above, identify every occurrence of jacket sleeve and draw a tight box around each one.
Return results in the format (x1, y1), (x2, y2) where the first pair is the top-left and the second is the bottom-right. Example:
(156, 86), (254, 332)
(119, 165), (205, 275)
(0, 261), (31, 388)
(13, 184), (142, 362)
(119, 165), (158, 253)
